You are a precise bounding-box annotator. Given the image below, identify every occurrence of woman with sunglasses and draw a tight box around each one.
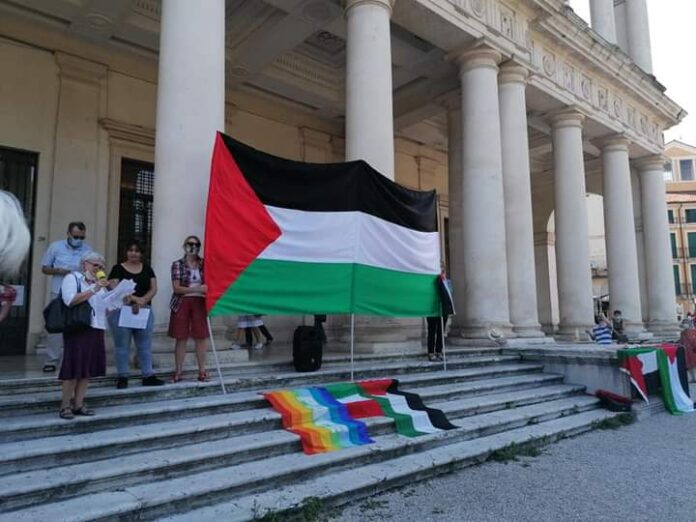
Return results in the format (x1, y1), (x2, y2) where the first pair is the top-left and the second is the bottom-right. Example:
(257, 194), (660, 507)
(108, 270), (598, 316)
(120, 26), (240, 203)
(58, 251), (110, 419)
(168, 235), (209, 382)
(107, 240), (164, 389)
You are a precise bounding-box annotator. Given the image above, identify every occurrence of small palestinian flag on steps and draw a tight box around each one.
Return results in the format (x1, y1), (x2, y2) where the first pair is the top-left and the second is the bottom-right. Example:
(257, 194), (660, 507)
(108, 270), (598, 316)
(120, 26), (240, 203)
(205, 132), (441, 317)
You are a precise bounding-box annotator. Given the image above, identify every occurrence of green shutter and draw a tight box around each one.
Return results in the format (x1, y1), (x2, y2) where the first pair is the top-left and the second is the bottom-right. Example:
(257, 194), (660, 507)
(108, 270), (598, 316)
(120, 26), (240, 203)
(675, 265), (682, 296)
(671, 233), (678, 258)
(689, 232), (696, 258)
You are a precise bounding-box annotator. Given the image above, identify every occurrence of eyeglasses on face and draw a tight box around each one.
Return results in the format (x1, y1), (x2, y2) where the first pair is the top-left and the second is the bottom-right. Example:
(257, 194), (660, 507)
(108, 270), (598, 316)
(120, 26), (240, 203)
(71, 235), (86, 240)
(185, 242), (201, 247)
(87, 261), (104, 269)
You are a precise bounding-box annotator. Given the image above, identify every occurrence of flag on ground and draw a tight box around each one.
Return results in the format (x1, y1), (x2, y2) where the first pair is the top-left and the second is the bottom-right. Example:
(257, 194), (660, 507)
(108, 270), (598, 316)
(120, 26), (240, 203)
(618, 345), (694, 414)
(205, 132), (441, 317)
(263, 379), (456, 455)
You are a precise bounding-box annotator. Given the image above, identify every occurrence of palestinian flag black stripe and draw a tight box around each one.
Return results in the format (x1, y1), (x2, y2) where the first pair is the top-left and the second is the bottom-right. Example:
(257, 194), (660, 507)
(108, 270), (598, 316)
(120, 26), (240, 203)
(219, 133), (437, 233)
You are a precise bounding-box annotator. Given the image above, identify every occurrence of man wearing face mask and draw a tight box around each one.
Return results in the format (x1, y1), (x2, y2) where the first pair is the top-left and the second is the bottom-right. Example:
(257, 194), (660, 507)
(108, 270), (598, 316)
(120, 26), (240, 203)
(40, 221), (92, 372)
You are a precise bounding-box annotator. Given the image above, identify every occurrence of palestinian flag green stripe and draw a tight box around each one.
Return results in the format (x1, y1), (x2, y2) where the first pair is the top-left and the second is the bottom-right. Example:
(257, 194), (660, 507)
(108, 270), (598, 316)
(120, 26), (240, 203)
(210, 259), (440, 317)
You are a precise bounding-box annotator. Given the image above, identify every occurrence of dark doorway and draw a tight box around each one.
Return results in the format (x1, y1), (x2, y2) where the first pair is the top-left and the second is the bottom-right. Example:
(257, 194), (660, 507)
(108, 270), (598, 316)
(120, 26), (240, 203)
(117, 158), (154, 262)
(0, 147), (38, 355)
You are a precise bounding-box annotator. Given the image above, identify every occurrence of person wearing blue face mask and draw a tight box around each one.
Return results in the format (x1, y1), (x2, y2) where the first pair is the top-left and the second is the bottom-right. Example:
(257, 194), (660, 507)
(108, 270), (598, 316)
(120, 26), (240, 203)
(41, 221), (92, 372)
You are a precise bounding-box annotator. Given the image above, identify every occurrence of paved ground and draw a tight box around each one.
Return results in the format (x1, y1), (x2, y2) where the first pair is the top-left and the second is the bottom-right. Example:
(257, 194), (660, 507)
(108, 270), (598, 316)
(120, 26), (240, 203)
(336, 412), (696, 522)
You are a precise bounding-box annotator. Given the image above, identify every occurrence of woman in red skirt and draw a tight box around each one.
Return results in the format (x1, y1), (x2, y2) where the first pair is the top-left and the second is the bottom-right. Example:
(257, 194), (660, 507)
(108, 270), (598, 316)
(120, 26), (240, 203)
(169, 235), (209, 382)
(58, 251), (110, 419)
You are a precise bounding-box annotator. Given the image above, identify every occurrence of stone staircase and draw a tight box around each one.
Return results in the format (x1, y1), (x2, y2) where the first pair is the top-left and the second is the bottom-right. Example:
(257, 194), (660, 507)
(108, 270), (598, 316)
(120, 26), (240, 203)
(0, 347), (618, 521)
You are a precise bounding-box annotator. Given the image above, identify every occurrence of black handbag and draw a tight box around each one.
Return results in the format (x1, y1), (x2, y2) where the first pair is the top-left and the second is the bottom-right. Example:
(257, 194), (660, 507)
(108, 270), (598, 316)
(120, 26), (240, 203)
(43, 274), (93, 333)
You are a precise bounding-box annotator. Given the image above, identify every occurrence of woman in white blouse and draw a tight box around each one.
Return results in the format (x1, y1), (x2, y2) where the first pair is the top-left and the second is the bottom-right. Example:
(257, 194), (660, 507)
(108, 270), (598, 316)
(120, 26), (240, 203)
(58, 251), (110, 420)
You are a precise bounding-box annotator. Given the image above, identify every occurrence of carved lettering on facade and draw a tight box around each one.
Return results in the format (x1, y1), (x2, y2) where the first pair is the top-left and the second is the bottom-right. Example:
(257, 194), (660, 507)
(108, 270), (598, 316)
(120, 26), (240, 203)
(597, 86), (608, 112)
(470, 0), (486, 19)
(627, 106), (636, 128)
(581, 75), (592, 101)
(562, 63), (575, 92)
(500, 6), (515, 40)
(542, 52), (555, 77)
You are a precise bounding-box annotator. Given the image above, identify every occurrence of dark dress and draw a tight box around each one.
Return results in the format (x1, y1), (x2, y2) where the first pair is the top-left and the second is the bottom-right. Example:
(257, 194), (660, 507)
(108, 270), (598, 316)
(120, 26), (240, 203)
(59, 328), (106, 380)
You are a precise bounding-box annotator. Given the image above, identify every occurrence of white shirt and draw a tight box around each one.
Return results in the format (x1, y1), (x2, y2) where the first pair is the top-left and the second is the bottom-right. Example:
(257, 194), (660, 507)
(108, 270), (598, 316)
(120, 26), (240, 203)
(61, 272), (107, 330)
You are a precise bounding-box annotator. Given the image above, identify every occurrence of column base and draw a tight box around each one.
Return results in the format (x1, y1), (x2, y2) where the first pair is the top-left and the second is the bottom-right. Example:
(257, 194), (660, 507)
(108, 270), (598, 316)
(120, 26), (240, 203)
(449, 322), (515, 342)
(645, 321), (681, 339)
(554, 324), (594, 343)
(511, 323), (546, 338)
(332, 316), (424, 355)
(623, 322), (653, 342)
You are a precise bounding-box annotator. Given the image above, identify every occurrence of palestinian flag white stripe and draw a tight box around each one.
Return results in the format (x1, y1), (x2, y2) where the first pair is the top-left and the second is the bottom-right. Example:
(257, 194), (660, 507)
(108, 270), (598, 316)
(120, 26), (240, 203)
(260, 206), (440, 275)
(378, 394), (442, 434)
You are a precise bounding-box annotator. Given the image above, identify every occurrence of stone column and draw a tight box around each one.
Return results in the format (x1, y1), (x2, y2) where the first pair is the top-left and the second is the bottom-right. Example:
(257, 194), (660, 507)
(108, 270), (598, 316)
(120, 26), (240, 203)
(589, 0), (617, 44)
(599, 136), (645, 336)
(550, 111), (595, 339)
(625, 0), (653, 73)
(636, 156), (679, 332)
(498, 63), (543, 337)
(150, 0), (226, 327)
(450, 47), (512, 339)
(344, 0), (395, 179)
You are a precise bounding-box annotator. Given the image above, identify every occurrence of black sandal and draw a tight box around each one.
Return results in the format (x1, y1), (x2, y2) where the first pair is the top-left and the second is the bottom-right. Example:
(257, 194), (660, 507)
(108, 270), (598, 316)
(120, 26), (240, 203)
(427, 353), (438, 362)
(72, 405), (95, 416)
(59, 407), (74, 420)
(43, 364), (56, 373)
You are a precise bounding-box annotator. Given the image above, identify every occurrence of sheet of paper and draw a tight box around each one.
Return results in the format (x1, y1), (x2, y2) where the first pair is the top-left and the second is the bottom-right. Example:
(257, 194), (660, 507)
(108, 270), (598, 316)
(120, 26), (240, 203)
(118, 306), (150, 329)
(100, 279), (137, 310)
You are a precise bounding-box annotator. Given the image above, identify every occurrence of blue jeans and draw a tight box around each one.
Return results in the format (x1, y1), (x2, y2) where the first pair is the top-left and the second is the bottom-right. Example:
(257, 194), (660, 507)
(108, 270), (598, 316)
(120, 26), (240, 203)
(107, 307), (155, 378)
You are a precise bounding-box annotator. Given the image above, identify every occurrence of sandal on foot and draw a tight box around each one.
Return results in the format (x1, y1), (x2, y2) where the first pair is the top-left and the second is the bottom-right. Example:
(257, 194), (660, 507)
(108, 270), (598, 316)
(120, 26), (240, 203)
(59, 407), (74, 420)
(72, 405), (95, 416)
(197, 370), (209, 382)
(171, 373), (184, 383)
(427, 353), (437, 362)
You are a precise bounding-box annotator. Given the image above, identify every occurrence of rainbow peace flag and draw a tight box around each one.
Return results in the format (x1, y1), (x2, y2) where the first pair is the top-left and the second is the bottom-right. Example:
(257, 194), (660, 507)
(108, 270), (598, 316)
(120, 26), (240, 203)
(263, 379), (456, 455)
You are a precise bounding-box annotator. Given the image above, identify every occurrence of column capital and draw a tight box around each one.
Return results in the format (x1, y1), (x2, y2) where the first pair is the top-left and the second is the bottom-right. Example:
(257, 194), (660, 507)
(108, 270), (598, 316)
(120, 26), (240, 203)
(345, 0), (394, 14)
(595, 134), (630, 152)
(448, 43), (502, 73)
(549, 109), (584, 130)
(634, 154), (666, 172)
(498, 61), (529, 85)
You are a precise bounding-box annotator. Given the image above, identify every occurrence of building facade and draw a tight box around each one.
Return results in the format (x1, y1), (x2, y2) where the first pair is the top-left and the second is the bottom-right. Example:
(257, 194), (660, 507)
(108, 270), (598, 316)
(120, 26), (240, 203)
(0, 0), (684, 355)
(665, 140), (696, 318)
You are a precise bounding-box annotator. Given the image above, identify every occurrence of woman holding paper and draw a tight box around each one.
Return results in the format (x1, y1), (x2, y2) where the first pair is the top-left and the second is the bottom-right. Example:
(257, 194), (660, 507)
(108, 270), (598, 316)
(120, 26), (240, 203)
(58, 251), (110, 419)
(107, 241), (164, 389)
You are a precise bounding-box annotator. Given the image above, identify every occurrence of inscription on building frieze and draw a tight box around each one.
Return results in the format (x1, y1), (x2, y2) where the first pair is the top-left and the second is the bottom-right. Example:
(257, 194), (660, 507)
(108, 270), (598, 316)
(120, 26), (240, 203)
(500, 5), (515, 40)
(581, 75), (592, 101)
(562, 63), (575, 92)
(542, 52), (556, 77)
(597, 87), (608, 112)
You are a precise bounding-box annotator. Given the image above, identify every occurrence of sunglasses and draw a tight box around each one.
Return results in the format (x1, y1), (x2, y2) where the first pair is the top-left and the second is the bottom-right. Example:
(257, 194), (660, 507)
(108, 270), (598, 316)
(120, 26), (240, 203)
(71, 235), (86, 240)
(185, 242), (201, 247)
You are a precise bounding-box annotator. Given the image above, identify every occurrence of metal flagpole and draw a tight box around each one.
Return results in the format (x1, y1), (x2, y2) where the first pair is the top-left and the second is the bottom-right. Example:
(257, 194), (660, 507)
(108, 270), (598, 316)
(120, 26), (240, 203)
(207, 317), (227, 394)
(350, 313), (355, 381)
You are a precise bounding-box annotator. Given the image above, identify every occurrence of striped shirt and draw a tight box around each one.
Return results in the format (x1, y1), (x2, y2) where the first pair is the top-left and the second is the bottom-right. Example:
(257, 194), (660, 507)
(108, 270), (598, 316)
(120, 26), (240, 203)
(592, 324), (613, 345)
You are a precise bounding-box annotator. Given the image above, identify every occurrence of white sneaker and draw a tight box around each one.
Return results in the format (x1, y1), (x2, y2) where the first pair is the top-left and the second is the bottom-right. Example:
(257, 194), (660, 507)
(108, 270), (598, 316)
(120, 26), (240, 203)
(230, 343), (242, 350)
(253, 342), (264, 350)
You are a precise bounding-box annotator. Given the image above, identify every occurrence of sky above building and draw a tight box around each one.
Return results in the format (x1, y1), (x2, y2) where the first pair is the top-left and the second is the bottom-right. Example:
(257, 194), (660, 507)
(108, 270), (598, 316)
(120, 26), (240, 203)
(569, 0), (695, 146)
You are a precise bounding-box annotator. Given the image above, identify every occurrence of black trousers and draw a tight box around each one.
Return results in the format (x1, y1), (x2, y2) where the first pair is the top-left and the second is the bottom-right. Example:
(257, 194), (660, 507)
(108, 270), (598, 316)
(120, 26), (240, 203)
(245, 324), (274, 345)
(426, 316), (448, 354)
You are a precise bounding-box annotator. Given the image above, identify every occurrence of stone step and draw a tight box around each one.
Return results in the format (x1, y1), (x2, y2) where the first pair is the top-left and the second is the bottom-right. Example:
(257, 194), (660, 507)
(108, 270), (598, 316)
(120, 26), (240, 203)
(0, 370), (568, 476)
(165, 409), (617, 522)
(0, 347), (504, 395)
(0, 394), (599, 518)
(0, 371), (565, 443)
(0, 357), (537, 417)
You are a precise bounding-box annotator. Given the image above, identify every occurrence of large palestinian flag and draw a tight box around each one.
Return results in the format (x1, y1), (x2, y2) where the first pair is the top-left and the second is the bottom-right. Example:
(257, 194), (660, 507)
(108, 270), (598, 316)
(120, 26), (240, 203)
(205, 132), (441, 317)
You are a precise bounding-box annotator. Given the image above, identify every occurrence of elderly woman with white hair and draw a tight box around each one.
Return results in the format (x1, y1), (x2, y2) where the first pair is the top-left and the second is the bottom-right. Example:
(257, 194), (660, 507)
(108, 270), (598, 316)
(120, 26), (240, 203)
(58, 250), (110, 419)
